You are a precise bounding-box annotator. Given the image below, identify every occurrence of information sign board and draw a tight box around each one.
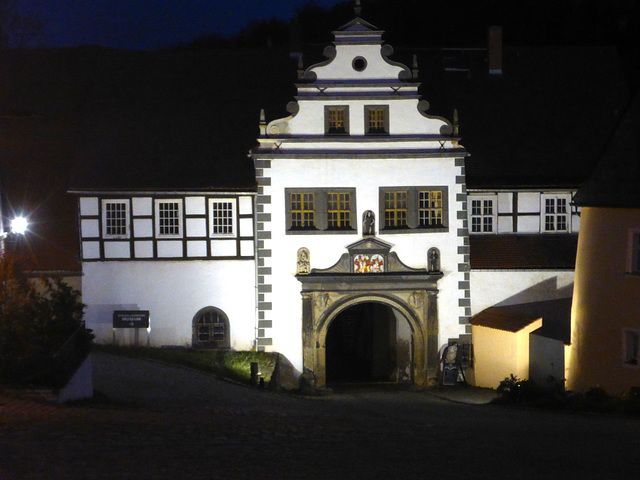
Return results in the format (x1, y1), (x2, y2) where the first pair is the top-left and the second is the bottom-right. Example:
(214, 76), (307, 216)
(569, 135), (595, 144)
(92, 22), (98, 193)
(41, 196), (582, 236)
(113, 310), (150, 329)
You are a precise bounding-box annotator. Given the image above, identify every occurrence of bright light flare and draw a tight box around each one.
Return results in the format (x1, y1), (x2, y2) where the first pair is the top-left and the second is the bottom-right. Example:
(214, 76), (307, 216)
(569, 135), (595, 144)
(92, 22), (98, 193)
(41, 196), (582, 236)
(10, 217), (28, 235)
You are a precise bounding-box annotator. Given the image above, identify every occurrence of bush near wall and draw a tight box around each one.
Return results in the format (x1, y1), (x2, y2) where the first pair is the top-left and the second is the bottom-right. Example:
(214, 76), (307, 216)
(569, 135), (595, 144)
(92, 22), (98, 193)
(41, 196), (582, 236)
(495, 374), (640, 415)
(0, 253), (92, 387)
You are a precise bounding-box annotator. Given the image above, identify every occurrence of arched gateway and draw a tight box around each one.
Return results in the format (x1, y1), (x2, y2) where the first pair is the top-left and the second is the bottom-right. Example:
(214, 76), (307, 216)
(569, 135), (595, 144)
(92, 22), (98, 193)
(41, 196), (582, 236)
(297, 237), (442, 388)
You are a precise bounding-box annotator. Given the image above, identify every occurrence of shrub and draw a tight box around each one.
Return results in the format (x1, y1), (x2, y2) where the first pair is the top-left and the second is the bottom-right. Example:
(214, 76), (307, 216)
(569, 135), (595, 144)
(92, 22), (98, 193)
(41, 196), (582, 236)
(0, 253), (92, 386)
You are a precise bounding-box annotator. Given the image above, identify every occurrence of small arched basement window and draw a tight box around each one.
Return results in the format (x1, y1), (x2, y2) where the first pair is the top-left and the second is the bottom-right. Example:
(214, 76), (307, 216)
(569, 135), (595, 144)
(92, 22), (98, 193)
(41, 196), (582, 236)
(193, 307), (230, 349)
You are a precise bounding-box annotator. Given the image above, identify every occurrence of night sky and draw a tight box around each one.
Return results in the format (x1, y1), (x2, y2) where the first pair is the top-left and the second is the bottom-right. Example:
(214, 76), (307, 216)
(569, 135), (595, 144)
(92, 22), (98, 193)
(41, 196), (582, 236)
(17, 0), (346, 49)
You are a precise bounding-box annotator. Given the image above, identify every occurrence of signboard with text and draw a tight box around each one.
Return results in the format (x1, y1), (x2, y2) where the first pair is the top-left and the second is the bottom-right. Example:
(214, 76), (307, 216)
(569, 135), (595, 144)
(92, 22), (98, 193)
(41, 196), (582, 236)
(113, 310), (150, 329)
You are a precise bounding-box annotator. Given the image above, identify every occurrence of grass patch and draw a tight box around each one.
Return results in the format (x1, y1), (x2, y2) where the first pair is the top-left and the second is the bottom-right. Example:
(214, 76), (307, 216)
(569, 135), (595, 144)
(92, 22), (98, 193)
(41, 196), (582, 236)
(95, 345), (277, 385)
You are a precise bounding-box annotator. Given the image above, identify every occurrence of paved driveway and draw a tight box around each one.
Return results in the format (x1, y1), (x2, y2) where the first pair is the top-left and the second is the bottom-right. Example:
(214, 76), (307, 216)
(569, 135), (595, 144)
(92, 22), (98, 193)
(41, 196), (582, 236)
(2, 352), (639, 480)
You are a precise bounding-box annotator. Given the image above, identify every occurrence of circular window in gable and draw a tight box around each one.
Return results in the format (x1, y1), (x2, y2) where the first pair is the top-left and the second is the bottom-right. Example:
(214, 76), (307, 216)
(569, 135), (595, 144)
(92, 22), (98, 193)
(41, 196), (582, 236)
(352, 56), (367, 72)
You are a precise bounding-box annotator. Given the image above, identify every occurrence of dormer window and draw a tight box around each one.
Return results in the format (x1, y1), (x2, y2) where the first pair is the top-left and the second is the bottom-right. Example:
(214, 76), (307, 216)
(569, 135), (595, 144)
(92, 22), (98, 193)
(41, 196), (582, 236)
(325, 106), (349, 135)
(365, 105), (389, 134)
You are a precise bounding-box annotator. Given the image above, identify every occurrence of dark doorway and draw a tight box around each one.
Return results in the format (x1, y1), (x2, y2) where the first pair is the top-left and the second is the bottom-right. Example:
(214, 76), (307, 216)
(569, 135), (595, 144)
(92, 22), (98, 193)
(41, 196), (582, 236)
(326, 303), (397, 384)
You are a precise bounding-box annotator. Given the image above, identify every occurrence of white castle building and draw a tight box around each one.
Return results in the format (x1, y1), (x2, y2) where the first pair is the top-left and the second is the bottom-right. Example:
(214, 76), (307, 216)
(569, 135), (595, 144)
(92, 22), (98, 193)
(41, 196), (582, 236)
(67, 13), (620, 389)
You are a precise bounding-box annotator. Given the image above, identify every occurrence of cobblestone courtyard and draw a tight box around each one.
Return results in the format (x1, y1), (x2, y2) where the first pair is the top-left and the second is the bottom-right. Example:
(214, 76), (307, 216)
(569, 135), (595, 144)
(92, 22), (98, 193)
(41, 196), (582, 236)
(1, 353), (638, 479)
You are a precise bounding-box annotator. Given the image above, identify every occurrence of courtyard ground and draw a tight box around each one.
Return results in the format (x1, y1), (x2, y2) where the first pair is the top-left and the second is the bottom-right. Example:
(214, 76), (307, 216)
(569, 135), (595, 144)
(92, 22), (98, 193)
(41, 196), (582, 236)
(1, 352), (638, 479)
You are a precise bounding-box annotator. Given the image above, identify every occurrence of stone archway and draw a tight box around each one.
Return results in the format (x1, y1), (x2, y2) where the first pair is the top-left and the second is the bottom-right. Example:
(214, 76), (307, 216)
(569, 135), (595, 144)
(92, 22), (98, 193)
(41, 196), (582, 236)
(325, 299), (415, 384)
(302, 291), (435, 388)
(297, 237), (442, 388)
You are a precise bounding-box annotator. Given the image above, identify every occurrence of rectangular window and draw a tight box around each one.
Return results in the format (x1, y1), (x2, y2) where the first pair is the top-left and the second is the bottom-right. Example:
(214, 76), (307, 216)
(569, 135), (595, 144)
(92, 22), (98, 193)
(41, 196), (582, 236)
(624, 330), (640, 366)
(290, 192), (316, 230)
(384, 191), (408, 228)
(155, 200), (182, 237)
(470, 197), (495, 233)
(285, 188), (356, 234)
(210, 199), (236, 237)
(542, 195), (570, 232)
(102, 200), (129, 238)
(325, 106), (349, 134)
(419, 190), (444, 227)
(365, 105), (389, 134)
(327, 192), (352, 229)
(380, 186), (448, 232)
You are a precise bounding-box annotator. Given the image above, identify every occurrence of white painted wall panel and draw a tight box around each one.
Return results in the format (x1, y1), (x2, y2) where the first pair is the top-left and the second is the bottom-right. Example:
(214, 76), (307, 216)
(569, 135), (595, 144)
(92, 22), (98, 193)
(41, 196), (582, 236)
(211, 240), (237, 257)
(240, 240), (254, 257)
(239, 196), (253, 215)
(497, 216), (513, 233)
(81, 219), (99, 238)
(186, 218), (207, 237)
(132, 197), (152, 216)
(185, 196), (206, 215)
(134, 241), (154, 258)
(498, 192), (512, 213)
(133, 218), (153, 237)
(187, 241), (207, 257)
(157, 241), (183, 258)
(82, 241), (100, 259)
(239, 217), (253, 237)
(519, 193), (540, 212)
(104, 242), (131, 259)
(80, 197), (99, 216)
(518, 216), (540, 233)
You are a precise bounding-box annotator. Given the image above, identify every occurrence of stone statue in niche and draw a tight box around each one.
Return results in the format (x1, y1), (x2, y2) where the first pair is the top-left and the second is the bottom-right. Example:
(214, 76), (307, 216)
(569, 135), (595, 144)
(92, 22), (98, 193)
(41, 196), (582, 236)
(363, 210), (375, 236)
(297, 247), (310, 275)
(428, 247), (440, 272)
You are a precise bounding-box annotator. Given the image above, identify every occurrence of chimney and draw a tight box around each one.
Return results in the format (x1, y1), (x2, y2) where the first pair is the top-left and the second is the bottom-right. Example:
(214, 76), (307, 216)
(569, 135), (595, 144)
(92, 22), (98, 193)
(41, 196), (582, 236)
(488, 26), (503, 76)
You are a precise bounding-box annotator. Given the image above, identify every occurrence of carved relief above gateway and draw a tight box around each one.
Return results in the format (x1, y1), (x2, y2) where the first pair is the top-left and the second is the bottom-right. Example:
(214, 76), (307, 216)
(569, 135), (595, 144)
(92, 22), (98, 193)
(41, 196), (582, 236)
(296, 236), (443, 387)
(300, 237), (429, 276)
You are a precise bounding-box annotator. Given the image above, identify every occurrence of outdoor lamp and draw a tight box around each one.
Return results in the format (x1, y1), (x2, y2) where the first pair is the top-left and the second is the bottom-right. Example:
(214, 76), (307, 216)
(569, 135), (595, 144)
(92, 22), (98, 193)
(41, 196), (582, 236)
(10, 216), (28, 235)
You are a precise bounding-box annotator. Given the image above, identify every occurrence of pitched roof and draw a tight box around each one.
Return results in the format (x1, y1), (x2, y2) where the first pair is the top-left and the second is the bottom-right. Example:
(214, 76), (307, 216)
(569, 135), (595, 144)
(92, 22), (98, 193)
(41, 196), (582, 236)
(414, 46), (630, 189)
(470, 234), (578, 269)
(471, 305), (542, 332)
(471, 297), (571, 343)
(573, 92), (640, 207)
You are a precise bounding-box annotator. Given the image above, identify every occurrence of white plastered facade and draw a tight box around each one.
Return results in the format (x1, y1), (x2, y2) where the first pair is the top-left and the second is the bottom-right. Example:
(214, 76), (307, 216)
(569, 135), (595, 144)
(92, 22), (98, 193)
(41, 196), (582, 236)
(252, 18), (469, 382)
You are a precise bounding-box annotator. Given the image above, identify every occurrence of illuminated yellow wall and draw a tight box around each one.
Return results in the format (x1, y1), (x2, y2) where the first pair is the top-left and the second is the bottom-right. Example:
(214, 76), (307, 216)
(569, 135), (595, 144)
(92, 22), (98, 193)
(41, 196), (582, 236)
(568, 207), (640, 394)
(471, 319), (542, 388)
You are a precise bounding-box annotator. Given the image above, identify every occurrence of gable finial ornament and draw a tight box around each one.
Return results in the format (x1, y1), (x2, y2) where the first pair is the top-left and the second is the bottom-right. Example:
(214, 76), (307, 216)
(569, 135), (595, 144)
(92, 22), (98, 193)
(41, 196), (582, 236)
(362, 210), (375, 236)
(453, 108), (460, 136)
(297, 55), (305, 80)
(354, 0), (362, 17)
(259, 109), (266, 136)
(297, 247), (311, 275)
(412, 54), (419, 80)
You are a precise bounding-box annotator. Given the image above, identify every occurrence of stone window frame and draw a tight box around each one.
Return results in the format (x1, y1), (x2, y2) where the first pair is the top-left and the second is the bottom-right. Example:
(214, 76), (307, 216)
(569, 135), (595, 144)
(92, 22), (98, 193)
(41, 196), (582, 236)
(540, 193), (571, 233)
(285, 187), (357, 235)
(154, 199), (183, 238)
(469, 195), (497, 234)
(102, 199), (130, 239)
(193, 306), (230, 350)
(379, 186), (449, 233)
(209, 198), (236, 238)
(364, 105), (389, 135)
(324, 105), (350, 135)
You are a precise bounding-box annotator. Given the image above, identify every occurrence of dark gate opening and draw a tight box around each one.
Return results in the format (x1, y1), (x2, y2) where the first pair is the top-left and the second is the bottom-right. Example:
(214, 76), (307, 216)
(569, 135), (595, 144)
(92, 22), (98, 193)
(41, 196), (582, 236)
(326, 303), (398, 384)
